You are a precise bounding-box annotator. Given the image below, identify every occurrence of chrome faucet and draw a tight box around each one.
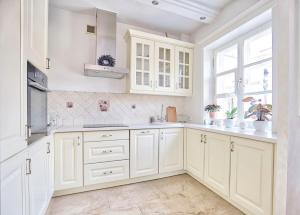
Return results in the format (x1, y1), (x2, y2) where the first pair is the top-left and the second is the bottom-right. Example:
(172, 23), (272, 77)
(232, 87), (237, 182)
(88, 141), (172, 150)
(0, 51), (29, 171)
(157, 104), (165, 122)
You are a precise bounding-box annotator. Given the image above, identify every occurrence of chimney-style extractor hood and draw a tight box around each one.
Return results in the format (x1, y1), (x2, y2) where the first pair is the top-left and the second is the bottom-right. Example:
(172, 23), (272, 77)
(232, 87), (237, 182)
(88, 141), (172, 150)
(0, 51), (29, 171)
(84, 10), (128, 79)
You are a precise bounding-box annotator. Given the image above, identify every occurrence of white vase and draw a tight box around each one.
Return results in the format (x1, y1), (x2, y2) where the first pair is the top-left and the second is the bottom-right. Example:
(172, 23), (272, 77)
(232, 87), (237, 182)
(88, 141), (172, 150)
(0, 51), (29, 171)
(253, 121), (268, 132)
(224, 119), (234, 128)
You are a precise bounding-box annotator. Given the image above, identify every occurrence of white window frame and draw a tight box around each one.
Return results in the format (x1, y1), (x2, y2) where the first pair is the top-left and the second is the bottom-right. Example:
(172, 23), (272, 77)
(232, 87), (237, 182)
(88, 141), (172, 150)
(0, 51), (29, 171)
(213, 22), (272, 119)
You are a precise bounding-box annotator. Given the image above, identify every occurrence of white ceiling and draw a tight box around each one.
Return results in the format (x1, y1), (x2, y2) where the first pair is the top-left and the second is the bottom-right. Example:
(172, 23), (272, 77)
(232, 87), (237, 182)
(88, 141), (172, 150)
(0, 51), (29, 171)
(50, 0), (233, 34)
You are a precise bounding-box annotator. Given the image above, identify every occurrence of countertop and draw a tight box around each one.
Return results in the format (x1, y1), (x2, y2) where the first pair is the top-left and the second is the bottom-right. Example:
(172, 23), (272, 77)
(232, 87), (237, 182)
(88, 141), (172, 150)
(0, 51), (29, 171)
(52, 123), (277, 144)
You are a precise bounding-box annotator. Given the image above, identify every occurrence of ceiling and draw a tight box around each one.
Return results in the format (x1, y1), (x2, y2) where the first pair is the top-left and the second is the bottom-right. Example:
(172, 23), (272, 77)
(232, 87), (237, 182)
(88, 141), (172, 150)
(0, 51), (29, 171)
(50, 0), (233, 34)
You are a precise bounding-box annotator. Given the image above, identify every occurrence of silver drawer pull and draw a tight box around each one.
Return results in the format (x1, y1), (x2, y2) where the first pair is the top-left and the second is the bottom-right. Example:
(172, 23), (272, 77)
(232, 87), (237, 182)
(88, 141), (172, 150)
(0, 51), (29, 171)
(102, 149), (113, 153)
(103, 171), (113, 175)
(102, 134), (113, 138)
(141, 130), (150, 134)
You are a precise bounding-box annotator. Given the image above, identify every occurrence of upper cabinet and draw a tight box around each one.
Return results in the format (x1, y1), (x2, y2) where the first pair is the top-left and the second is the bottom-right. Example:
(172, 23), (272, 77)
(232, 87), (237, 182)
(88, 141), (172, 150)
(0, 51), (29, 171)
(127, 29), (194, 96)
(175, 47), (193, 95)
(0, 0), (27, 162)
(130, 37), (154, 91)
(25, 0), (49, 71)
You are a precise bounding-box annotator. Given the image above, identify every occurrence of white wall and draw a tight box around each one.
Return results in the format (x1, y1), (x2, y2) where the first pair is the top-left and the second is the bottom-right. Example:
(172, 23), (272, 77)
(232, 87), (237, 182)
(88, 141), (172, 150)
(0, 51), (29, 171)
(286, 0), (300, 214)
(47, 6), (188, 93)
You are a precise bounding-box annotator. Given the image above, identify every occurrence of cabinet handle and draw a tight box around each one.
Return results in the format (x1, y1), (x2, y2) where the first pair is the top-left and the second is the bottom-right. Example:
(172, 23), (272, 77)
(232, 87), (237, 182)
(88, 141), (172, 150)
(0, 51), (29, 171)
(26, 159), (31, 175)
(102, 134), (112, 138)
(47, 142), (50, 154)
(230, 141), (235, 152)
(46, 58), (50, 69)
(200, 134), (203, 143)
(77, 136), (81, 146)
(204, 135), (207, 144)
(140, 130), (150, 134)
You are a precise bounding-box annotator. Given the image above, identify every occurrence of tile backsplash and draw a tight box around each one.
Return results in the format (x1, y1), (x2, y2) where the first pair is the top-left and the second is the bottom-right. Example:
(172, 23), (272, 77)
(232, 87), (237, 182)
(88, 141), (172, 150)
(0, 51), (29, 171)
(48, 91), (187, 127)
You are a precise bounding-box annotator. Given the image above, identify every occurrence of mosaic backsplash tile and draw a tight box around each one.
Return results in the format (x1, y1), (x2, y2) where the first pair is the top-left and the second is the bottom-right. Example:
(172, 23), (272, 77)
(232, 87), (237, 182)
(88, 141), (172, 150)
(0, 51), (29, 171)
(48, 91), (187, 127)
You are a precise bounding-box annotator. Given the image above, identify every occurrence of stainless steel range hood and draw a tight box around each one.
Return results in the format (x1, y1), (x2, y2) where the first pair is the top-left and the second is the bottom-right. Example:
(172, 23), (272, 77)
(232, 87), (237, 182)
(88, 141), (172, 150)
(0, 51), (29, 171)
(84, 10), (128, 79)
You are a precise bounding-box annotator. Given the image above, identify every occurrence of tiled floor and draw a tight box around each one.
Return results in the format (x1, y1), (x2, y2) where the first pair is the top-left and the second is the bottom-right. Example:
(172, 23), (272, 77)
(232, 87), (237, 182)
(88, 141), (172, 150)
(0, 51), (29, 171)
(47, 174), (244, 215)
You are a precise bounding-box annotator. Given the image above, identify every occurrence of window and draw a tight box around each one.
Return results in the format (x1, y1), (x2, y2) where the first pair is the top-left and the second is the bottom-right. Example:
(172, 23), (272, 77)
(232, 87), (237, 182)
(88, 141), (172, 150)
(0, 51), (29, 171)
(214, 25), (272, 119)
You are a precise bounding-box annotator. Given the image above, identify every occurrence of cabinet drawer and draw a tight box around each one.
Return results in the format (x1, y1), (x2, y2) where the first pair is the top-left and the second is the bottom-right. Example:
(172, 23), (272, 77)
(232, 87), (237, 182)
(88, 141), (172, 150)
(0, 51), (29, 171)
(84, 160), (129, 186)
(84, 130), (129, 142)
(84, 140), (129, 164)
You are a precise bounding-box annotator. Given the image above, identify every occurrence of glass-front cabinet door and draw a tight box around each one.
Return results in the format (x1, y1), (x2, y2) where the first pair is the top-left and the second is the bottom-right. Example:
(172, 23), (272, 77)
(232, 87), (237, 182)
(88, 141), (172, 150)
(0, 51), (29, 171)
(131, 37), (154, 91)
(155, 43), (174, 92)
(175, 47), (193, 95)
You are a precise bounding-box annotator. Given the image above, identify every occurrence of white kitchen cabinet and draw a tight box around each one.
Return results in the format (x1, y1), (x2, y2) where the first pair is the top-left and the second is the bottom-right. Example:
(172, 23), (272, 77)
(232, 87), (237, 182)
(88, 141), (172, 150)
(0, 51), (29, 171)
(84, 160), (129, 186)
(159, 128), (183, 173)
(0, 0), (27, 162)
(27, 139), (49, 215)
(54, 132), (83, 190)
(46, 136), (54, 201)
(25, 0), (49, 71)
(175, 47), (193, 95)
(0, 150), (28, 215)
(230, 137), (274, 215)
(130, 37), (155, 91)
(186, 129), (205, 179)
(127, 29), (194, 96)
(204, 132), (231, 198)
(155, 42), (175, 92)
(130, 129), (159, 178)
(84, 140), (129, 164)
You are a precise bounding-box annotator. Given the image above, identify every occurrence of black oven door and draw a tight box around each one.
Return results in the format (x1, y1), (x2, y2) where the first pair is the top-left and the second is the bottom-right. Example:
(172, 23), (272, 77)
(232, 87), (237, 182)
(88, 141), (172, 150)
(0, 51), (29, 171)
(27, 83), (48, 144)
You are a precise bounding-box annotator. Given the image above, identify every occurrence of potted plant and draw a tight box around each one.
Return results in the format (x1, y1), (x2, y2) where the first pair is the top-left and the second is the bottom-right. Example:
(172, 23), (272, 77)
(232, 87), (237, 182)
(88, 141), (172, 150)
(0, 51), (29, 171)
(224, 107), (237, 128)
(243, 97), (272, 132)
(204, 104), (221, 119)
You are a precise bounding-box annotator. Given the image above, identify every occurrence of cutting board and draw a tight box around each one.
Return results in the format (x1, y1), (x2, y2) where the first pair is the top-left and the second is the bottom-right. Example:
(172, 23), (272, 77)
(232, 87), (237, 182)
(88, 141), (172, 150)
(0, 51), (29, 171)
(166, 106), (177, 122)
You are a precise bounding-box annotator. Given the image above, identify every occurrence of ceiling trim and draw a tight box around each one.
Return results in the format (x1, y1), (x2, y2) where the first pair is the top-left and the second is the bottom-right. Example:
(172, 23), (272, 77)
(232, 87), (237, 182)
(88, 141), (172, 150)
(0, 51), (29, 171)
(135, 0), (219, 23)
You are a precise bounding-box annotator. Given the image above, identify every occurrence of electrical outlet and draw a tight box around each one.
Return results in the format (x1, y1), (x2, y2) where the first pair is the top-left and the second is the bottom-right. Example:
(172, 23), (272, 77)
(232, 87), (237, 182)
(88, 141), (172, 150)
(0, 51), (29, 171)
(98, 100), (110, 112)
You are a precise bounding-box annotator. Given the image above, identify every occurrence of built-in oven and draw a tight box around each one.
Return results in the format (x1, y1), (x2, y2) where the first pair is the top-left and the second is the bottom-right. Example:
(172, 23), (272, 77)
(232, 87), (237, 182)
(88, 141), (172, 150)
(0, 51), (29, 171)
(27, 62), (49, 144)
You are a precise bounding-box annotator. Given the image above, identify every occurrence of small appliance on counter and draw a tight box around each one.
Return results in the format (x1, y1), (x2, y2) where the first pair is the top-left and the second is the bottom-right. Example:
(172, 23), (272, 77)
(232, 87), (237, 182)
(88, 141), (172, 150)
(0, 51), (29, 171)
(27, 62), (49, 144)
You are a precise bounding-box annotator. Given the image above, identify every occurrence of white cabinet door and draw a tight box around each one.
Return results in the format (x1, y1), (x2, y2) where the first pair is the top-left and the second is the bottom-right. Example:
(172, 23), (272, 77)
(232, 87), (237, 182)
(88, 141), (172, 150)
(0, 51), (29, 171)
(230, 137), (273, 215)
(130, 37), (154, 91)
(54, 132), (83, 190)
(0, 151), (27, 215)
(154, 42), (175, 92)
(0, 0), (27, 162)
(130, 129), (159, 178)
(174, 47), (193, 96)
(204, 132), (231, 198)
(159, 128), (183, 173)
(186, 129), (205, 179)
(26, 0), (48, 71)
(46, 136), (54, 200)
(27, 139), (49, 215)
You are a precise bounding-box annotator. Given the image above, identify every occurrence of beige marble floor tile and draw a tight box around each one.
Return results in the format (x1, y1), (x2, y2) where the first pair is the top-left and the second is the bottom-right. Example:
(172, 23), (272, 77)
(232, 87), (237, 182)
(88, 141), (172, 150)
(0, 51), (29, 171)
(47, 174), (244, 215)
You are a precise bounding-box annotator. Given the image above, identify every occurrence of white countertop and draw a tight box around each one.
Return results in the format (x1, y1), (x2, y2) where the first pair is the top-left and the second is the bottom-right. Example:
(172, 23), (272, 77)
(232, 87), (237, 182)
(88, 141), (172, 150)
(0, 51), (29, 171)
(52, 123), (277, 144)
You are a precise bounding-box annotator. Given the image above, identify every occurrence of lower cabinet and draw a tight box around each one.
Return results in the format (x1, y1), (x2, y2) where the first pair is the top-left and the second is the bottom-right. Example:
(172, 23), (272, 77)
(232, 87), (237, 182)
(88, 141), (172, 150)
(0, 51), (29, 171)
(130, 129), (159, 178)
(84, 160), (129, 185)
(159, 128), (183, 173)
(27, 138), (49, 215)
(185, 128), (274, 215)
(230, 137), (274, 215)
(54, 132), (83, 190)
(0, 136), (53, 215)
(186, 129), (205, 179)
(204, 132), (231, 197)
(0, 150), (27, 215)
